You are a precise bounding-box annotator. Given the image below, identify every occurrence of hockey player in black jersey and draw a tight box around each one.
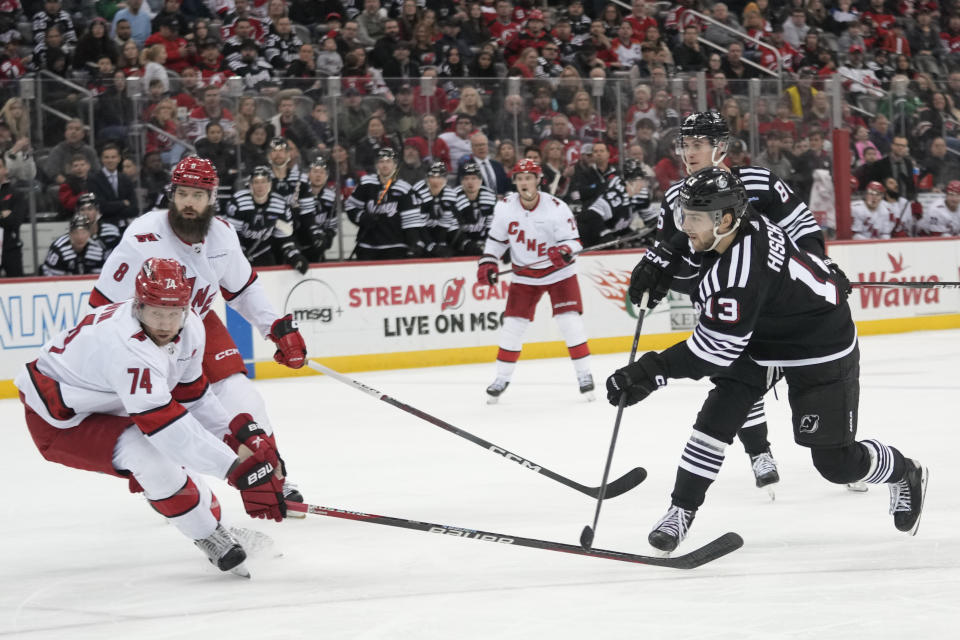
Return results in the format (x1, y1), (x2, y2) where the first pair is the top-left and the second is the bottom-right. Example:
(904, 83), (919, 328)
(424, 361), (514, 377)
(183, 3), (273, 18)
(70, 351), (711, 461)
(452, 162), (497, 256)
(412, 161), (459, 258)
(224, 166), (309, 273)
(345, 148), (426, 261)
(579, 158), (654, 248)
(267, 137), (325, 261)
(40, 212), (106, 276)
(607, 169), (928, 553)
(628, 111), (851, 495)
(75, 193), (120, 255)
(305, 157), (338, 261)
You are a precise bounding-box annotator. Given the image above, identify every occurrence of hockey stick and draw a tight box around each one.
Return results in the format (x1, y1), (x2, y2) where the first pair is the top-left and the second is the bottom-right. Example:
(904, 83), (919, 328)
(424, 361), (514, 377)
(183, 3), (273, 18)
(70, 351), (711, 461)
(286, 501), (743, 570)
(308, 360), (647, 499)
(496, 227), (654, 277)
(851, 281), (960, 289)
(580, 298), (649, 550)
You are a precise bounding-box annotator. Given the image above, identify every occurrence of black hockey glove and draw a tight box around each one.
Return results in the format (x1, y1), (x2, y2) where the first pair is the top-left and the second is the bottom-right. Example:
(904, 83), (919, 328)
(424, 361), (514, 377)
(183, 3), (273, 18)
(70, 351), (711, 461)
(311, 228), (327, 251)
(431, 242), (453, 258)
(605, 352), (668, 407)
(823, 257), (852, 301)
(289, 252), (309, 275)
(628, 233), (686, 309)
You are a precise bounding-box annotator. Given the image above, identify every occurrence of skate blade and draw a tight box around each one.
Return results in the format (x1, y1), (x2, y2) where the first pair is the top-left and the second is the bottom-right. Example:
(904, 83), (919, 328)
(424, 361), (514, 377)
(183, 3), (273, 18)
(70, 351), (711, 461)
(649, 548), (672, 558)
(581, 390), (596, 402)
(907, 466), (929, 537)
(485, 394), (500, 405)
(846, 481), (869, 493)
(229, 562), (251, 579)
(763, 485), (776, 501)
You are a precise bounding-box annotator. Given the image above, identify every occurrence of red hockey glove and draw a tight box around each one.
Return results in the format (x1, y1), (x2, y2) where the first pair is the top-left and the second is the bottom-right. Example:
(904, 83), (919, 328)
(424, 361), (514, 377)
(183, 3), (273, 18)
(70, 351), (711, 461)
(268, 314), (306, 369)
(227, 446), (287, 522)
(477, 259), (498, 286)
(547, 244), (573, 268)
(911, 201), (923, 220)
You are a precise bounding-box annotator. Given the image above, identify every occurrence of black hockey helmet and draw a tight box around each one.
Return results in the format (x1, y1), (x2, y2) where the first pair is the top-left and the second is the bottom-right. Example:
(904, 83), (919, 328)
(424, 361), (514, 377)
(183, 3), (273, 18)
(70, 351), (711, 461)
(269, 136), (290, 150)
(677, 167), (747, 229)
(675, 111), (730, 170)
(622, 158), (645, 181)
(76, 192), (99, 211)
(249, 165), (273, 185)
(427, 161), (447, 177)
(461, 161), (482, 177)
(69, 211), (92, 232)
(310, 156), (328, 169)
(377, 147), (398, 161)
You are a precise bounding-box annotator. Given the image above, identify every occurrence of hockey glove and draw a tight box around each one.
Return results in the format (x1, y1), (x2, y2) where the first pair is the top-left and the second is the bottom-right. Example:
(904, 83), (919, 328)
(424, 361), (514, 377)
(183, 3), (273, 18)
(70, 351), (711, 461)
(605, 352), (668, 407)
(459, 240), (483, 256)
(911, 201), (924, 220)
(268, 314), (307, 369)
(547, 244), (574, 268)
(430, 242), (453, 258)
(823, 257), (852, 301)
(477, 257), (498, 286)
(628, 234), (686, 309)
(227, 447), (287, 522)
(311, 228), (327, 251)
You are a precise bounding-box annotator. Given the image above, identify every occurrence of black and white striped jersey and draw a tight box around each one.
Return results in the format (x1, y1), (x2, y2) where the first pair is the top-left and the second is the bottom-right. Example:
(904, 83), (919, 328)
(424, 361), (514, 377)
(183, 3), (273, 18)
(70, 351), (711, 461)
(583, 175), (653, 247)
(659, 214), (855, 381)
(656, 165), (826, 294)
(95, 221), (121, 255)
(224, 189), (296, 262)
(345, 175), (425, 251)
(272, 165), (322, 245)
(40, 234), (105, 276)
(452, 185), (496, 254)
(412, 181), (459, 253)
(310, 184), (338, 239)
(263, 32), (304, 71)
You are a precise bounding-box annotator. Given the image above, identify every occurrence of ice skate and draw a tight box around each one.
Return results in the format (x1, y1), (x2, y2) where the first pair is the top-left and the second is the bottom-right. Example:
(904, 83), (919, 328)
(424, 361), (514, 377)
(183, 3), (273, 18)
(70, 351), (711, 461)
(485, 378), (510, 404)
(749, 449), (780, 500)
(195, 524), (249, 577)
(577, 372), (595, 401)
(648, 505), (696, 554)
(846, 481), (868, 492)
(889, 459), (928, 535)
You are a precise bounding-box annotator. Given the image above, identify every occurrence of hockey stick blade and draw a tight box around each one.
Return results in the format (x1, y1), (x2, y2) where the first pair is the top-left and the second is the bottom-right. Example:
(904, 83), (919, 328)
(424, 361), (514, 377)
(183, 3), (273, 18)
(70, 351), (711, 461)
(308, 360), (647, 499)
(287, 501), (744, 570)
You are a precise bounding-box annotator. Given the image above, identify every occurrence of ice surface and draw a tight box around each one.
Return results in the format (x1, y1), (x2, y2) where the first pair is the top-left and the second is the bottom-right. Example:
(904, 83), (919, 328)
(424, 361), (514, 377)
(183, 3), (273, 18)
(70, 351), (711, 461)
(2, 330), (959, 638)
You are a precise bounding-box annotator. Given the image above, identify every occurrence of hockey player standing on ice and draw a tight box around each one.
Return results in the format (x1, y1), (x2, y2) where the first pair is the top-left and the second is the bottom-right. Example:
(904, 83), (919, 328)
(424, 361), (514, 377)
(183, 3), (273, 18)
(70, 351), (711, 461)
(91, 157), (308, 503)
(607, 169), (928, 553)
(579, 157), (654, 248)
(17, 258), (287, 576)
(225, 165), (310, 273)
(452, 161), (497, 256)
(627, 111), (849, 495)
(478, 159), (595, 402)
(345, 147), (426, 260)
(412, 161), (459, 257)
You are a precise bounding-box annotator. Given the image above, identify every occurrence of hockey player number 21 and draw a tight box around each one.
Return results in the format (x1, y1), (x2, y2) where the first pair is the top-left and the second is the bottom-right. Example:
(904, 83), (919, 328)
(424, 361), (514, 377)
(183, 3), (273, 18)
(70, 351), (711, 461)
(787, 259), (838, 305)
(127, 368), (153, 394)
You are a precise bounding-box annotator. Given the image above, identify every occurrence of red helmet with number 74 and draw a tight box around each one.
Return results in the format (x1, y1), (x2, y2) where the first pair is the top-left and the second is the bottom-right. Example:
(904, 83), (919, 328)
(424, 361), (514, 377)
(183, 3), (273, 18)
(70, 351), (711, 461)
(170, 156), (219, 193)
(513, 159), (542, 177)
(135, 258), (192, 308)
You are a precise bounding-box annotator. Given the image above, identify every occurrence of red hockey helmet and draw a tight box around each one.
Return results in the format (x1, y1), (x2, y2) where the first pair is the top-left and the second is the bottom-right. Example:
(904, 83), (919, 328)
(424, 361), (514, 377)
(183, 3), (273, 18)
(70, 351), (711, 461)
(170, 156), (219, 193)
(947, 180), (960, 195)
(866, 181), (884, 194)
(135, 258), (191, 308)
(513, 159), (542, 177)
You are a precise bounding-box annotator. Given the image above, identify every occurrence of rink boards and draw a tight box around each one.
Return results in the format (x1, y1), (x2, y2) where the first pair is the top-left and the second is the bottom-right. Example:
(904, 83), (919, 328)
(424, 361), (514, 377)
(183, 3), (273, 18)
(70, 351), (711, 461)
(1, 236), (958, 396)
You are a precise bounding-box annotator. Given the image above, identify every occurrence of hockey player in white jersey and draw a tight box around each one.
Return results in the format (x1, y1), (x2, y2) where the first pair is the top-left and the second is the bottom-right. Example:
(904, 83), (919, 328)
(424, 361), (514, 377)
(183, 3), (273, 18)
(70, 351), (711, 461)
(851, 181), (892, 239)
(478, 159), (594, 402)
(90, 157), (307, 502)
(16, 258), (287, 576)
(915, 180), (960, 236)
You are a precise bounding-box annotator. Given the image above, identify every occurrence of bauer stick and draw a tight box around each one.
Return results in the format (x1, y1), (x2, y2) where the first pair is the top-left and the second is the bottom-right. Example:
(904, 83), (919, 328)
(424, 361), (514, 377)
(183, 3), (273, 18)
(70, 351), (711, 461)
(580, 295), (649, 550)
(307, 360), (647, 499)
(286, 500), (742, 570)
(851, 281), (960, 289)
(496, 227), (654, 277)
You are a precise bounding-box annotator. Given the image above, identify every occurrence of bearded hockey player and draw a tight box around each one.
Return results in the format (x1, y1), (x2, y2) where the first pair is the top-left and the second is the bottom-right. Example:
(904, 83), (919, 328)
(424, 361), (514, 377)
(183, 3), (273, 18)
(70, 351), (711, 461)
(607, 169), (927, 553)
(478, 159), (594, 402)
(18, 258), (287, 576)
(627, 111), (850, 496)
(90, 157), (307, 504)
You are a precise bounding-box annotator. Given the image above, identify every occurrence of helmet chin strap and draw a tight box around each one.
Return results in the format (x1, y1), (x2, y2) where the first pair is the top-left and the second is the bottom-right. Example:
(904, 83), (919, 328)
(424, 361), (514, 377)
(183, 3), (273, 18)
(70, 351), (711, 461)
(680, 139), (729, 174)
(706, 216), (741, 252)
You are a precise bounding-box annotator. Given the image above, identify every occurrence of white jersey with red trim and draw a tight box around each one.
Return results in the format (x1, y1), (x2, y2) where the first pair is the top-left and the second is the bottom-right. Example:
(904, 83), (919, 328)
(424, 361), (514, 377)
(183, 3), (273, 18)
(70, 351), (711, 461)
(850, 200), (894, 239)
(13, 300), (237, 479)
(483, 191), (582, 286)
(915, 199), (960, 236)
(91, 209), (279, 337)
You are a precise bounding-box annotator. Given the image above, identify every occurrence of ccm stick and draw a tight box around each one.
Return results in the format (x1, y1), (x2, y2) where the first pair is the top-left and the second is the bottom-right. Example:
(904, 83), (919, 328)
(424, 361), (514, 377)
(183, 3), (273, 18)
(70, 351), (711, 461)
(308, 360), (647, 499)
(286, 501), (743, 570)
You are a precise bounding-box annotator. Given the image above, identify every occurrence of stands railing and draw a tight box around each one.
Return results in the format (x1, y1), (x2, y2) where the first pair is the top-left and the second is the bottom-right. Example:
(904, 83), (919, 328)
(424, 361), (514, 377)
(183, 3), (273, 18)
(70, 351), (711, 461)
(35, 70), (97, 150)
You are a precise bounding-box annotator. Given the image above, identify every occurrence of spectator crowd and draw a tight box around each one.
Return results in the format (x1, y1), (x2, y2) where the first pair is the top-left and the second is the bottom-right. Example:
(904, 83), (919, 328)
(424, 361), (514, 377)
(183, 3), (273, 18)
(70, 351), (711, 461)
(2, 0), (960, 277)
